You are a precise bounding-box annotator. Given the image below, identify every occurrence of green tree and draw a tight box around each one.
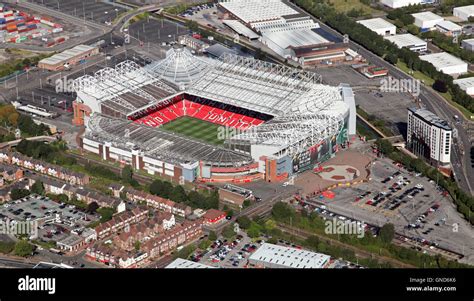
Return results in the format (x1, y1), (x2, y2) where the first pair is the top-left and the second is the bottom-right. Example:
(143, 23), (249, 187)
(271, 202), (295, 220)
(10, 188), (30, 200)
(236, 215), (251, 229)
(86, 201), (99, 213)
(379, 223), (395, 244)
(375, 139), (394, 155)
(198, 239), (212, 250)
(30, 180), (45, 195)
(208, 231), (217, 242)
(121, 165), (133, 184)
(222, 225), (235, 239)
(97, 207), (115, 223)
(14, 240), (34, 257)
(433, 80), (448, 93)
(134, 240), (141, 251)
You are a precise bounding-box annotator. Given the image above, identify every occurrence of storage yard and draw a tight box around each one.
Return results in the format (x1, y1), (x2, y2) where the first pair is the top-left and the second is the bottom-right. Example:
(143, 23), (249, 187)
(0, 2), (65, 46)
(28, 0), (127, 25)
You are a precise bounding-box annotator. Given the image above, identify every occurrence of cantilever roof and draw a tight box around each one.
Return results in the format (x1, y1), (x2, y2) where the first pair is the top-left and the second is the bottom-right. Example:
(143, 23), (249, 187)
(86, 114), (254, 167)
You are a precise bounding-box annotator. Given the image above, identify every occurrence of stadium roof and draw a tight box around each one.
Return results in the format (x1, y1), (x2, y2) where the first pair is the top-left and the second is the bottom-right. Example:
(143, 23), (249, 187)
(384, 34), (426, 48)
(146, 47), (212, 91)
(357, 18), (396, 31)
(249, 243), (331, 268)
(77, 52), (348, 155)
(85, 114), (255, 167)
(74, 60), (178, 116)
(219, 0), (298, 24)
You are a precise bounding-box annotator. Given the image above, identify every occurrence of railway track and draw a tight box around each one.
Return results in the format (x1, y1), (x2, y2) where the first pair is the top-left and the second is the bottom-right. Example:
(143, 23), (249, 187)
(277, 223), (416, 268)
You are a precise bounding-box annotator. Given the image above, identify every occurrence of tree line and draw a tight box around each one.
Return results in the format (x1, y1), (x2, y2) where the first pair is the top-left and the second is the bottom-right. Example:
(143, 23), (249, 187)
(270, 202), (470, 268)
(149, 179), (219, 210)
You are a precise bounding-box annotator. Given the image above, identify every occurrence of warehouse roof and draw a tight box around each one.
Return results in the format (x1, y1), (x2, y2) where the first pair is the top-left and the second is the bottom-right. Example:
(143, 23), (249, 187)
(419, 52), (467, 69)
(384, 34), (426, 48)
(219, 0), (298, 24)
(223, 19), (259, 39)
(357, 18), (396, 31)
(166, 258), (215, 269)
(411, 11), (443, 22)
(436, 20), (462, 31)
(453, 77), (474, 92)
(249, 243), (331, 268)
(454, 5), (474, 15)
(40, 44), (97, 66)
(262, 28), (328, 50)
(462, 38), (474, 46)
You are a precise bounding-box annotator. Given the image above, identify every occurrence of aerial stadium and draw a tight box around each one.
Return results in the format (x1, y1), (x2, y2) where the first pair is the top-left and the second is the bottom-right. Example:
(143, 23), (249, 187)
(73, 46), (356, 183)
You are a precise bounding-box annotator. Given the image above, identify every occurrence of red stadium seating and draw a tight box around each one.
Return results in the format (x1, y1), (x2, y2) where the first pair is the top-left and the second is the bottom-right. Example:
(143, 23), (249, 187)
(133, 99), (264, 130)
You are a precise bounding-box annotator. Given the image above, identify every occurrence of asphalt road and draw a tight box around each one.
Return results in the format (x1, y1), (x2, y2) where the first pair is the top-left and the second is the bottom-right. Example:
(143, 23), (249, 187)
(288, 1), (474, 196)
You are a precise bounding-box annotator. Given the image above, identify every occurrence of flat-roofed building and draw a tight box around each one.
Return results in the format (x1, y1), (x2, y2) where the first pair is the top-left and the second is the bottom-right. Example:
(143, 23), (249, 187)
(407, 107), (452, 166)
(419, 52), (468, 75)
(248, 243), (331, 269)
(453, 5), (474, 21)
(453, 77), (474, 95)
(384, 34), (427, 52)
(461, 38), (474, 51)
(435, 20), (462, 37)
(223, 19), (259, 40)
(412, 12), (443, 31)
(380, 0), (425, 9)
(357, 18), (396, 36)
(166, 258), (215, 268)
(38, 44), (99, 71)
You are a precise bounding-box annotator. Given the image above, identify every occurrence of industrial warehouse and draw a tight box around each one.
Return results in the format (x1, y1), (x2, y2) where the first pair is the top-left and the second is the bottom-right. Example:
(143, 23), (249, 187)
(217, 0), (350, 66)
(73, 46), (355, 184)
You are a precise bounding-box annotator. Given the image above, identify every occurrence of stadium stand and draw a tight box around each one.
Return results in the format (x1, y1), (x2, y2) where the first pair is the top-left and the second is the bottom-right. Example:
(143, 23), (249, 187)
(133, 99), (265, 130)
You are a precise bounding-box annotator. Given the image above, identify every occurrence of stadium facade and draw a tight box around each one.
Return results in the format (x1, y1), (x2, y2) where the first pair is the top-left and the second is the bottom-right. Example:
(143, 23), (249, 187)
(73, 47), (355, 183)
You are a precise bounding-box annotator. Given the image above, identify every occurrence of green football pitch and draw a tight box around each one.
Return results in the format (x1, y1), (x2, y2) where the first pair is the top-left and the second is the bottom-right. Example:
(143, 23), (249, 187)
(160, 116), (226, 145)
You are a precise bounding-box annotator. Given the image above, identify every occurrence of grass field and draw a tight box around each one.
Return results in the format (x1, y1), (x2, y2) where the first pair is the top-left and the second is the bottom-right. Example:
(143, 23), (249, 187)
(161, 116), (225, 145)
(328, 0), (380, 16)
